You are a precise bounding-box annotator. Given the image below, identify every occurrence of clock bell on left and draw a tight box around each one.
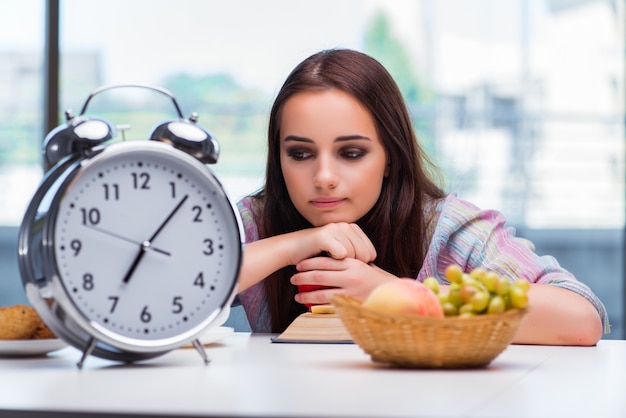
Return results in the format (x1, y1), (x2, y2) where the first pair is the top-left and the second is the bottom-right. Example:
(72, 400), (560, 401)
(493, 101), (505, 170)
(17, 85), (244, 368)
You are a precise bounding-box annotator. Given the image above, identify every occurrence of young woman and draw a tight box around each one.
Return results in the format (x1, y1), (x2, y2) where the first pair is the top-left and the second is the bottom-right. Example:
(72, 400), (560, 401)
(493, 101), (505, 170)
(235, 48), (608, 345)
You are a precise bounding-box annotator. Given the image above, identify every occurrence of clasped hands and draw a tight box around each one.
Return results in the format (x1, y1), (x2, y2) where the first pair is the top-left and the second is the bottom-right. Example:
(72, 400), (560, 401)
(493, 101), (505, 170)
(289, 222), (396, 306)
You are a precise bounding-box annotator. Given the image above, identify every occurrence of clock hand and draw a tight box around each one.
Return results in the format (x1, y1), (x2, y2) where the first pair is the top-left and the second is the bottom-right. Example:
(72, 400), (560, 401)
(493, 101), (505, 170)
(122, 241), (150, 284)
(85, 224), (171, 256)
(122, 195), (189, 284)
(146, 194), (189, 243)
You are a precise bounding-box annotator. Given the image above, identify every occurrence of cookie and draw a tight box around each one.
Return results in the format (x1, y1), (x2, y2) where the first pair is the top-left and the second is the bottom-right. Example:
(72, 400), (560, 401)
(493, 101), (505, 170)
(0, 304), (40, 340)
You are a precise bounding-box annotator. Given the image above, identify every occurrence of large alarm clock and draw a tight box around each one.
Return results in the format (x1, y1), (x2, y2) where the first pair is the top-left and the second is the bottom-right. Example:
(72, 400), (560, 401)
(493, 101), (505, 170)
(18, 85), (243, 367)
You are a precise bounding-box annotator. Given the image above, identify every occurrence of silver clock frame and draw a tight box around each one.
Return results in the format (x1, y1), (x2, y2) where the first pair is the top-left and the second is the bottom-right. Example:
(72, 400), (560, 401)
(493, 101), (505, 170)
(19, 141), (243, 366)
(17, 85), (244, 367)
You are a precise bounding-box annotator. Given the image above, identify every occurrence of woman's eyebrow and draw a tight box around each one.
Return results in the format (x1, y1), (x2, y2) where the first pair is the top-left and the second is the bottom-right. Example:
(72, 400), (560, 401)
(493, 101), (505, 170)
(283, 135), (313, 143)
(335, 135), (371, 142)
(282, 134), (371, 143)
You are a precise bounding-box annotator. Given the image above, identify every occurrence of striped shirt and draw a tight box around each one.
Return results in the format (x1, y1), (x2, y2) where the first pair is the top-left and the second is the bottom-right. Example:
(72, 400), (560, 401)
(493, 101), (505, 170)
(235, 193), (610, 334)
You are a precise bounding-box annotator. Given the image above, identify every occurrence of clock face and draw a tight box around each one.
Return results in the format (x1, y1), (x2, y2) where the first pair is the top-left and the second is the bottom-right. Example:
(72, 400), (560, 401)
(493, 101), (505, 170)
(51, 142), (241, 347)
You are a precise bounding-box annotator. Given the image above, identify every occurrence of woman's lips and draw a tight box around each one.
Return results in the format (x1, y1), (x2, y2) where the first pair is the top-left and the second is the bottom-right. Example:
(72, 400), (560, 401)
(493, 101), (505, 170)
(311, 197), (344, 209)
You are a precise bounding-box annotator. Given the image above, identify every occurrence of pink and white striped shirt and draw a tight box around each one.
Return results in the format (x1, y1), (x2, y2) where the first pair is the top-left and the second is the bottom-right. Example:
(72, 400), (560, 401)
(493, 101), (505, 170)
(235, 193), (610, 334)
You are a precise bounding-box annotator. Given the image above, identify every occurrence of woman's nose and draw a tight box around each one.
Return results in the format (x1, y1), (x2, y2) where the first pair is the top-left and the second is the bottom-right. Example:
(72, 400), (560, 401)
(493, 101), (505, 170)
(313, 156), (338, 189)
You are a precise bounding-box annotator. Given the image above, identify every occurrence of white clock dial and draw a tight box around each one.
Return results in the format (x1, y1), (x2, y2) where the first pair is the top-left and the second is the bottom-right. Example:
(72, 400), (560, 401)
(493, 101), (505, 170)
(52, 142), (241, 347)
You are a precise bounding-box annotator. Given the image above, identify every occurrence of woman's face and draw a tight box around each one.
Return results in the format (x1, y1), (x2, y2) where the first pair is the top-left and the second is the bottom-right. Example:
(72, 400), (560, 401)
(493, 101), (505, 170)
(279, 89), (388, 227)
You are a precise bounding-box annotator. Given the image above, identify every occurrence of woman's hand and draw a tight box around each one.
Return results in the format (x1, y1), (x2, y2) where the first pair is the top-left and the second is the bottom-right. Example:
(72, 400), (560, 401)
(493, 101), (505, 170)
(237, 222), (376, 293)
(288, 222), (377, 265)
(290, 256), (396, 306)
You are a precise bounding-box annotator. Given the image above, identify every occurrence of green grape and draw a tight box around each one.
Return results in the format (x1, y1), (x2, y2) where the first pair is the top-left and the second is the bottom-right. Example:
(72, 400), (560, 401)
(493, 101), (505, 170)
(494, 277), (511, 297)
(512, 279), (531, 292)
(445, 264), (464, 284)
(470, 290), (489, 313)
(459, 303), (475, 315)
(448, 283), (464, 307)
(437, 292), (449, 305)
(469, 267), (487, 281)
(423, 277), (440, 294)
(487, 295), (506, 314)
(460, 284), (478, 303)
(509, 286), (529, 309)
(481, 271), (499, 292)
(461, 273), (476, 285)
(442, 302), (458, 317)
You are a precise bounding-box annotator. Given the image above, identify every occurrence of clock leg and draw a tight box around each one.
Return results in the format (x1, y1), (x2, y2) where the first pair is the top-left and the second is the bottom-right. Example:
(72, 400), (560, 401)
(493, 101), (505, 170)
(191, 339), (211, 365)
(76, 338), (97, 369)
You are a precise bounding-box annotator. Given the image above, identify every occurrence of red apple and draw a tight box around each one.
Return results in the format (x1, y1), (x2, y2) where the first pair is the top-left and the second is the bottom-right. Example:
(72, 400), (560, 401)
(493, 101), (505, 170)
(297, 285), (334, 309)
(363, 279), (444, 318)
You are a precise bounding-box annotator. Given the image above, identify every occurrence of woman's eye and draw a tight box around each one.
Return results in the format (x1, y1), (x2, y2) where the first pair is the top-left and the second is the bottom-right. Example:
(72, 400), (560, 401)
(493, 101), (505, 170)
(342, 148), (366, 160)
(286, 148), (312, 161)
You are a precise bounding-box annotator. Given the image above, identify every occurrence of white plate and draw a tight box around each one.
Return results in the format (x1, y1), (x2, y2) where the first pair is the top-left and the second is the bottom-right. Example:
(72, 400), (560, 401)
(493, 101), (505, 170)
(0, 339), (68, 357)
(181, 326), (234, 348)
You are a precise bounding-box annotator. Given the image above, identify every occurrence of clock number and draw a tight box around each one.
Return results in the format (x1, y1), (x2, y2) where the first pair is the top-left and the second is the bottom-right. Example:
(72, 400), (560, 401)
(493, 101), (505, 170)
(140, 306), (152, 323)
(103, 183), (120, 200)
(193, 272), (205, 288)
(70, 239), (82, 256)
(131, 172), (150, 190)
(80, 208), (101, 225)
(108, 296), (119, 313)
(172, 296), (183, 314)
(82, 273), (95, 291)
(203, 239), (214, 255)
(192, 205), (202, 222)
(169, 182), (176, 198)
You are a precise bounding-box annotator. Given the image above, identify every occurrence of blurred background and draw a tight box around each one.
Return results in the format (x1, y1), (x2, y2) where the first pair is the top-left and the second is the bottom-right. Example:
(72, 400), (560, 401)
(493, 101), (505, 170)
(1, 0), (624, 337)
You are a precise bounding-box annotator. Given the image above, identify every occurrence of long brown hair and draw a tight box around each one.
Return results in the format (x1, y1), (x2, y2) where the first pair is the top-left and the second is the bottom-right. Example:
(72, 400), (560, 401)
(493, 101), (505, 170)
(254, 49), (445, 332)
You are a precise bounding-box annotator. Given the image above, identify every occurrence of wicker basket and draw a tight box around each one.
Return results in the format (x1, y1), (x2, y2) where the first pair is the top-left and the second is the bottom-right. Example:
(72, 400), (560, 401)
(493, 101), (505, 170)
(331, 294), (527, 369)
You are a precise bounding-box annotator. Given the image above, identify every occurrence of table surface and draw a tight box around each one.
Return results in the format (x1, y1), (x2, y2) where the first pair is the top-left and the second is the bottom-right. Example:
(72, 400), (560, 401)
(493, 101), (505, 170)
(0, 333), (624, 418)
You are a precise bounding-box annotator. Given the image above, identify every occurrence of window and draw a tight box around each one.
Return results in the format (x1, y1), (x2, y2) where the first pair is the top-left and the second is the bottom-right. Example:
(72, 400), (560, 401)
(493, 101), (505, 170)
(0, 0), (45, 305)
(0, 2), (45, 226)
(1, 0), (624, 337)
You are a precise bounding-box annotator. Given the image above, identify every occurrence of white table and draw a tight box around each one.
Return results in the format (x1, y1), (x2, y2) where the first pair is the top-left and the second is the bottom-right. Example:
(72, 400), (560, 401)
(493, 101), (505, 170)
(0, 333), (624, 418)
